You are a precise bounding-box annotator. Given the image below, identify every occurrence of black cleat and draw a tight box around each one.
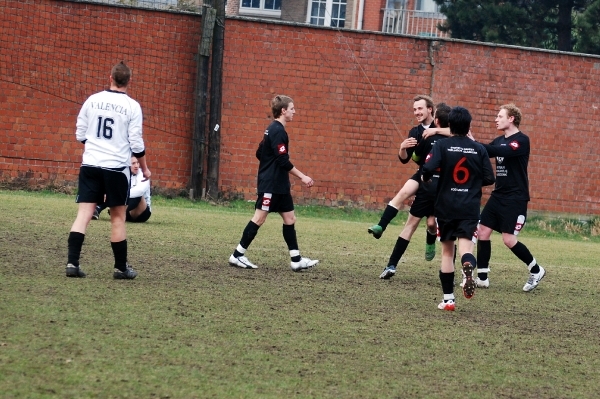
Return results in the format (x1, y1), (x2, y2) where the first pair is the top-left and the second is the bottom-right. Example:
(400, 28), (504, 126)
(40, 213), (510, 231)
(66, 263), (86, 278)
(113, 264), (138, 280)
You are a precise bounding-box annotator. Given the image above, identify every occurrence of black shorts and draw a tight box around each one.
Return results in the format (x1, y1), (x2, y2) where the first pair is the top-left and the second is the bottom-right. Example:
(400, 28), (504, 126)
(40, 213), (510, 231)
(409, 170), (421, 183)
(127, 196), (142, 212)
(437, 218), (479, 242)
(126, 205), (151, 223)
(255, 193), (294, 213)
(76, 166), (130, 207)
(409, 176), (438, 218)
(480, 195), (528, 235)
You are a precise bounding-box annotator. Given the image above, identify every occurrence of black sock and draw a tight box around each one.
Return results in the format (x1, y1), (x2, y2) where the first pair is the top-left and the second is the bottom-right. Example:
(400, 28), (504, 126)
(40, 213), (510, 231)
(67, 231), (85, 266)
(426, 230), (437, 245)
(439, 270), (455, 296)
(282, 224), (301, 262)
(233, 221), (260, 257)
(461, 253), (477, 269)
(378, 205), (399, 231)
(388, 237), (409, 267)
(477, 240), (491, 280)
(111, 240), (128, 271)
(509, 241), (537, 272)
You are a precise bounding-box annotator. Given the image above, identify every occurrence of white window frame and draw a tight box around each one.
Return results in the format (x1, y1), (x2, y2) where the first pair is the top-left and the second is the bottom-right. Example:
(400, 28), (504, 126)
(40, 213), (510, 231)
(415, 0), (440, 13)
(306, 0), (346, 27)
(239, 0), (281, 18)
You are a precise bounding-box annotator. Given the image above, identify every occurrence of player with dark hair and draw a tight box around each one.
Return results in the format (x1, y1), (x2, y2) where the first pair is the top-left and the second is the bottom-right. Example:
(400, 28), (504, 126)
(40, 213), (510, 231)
(368, 95), (449, 261)
(65, 61), (150, 279)
(473, 104), (546, 292)
(379, 103), (451, 279)
(228, 95), (318, 271)
(422, 106), (495, 311)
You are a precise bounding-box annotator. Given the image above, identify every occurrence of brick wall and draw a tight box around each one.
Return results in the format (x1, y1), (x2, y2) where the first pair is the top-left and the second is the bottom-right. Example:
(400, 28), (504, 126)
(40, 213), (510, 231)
(0, 0), (199, 192)
(1, 0), (600, 215)
(362, 0), (386, 31)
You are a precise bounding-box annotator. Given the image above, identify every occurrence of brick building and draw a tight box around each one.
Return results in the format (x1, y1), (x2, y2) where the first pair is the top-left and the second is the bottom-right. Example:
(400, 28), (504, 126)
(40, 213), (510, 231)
(226, 0), (448, 37)
(1, 0), (599, 215)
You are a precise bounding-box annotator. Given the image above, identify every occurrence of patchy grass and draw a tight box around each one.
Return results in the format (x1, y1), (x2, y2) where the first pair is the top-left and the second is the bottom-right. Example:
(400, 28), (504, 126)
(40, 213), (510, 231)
(1, 190), (599, 398)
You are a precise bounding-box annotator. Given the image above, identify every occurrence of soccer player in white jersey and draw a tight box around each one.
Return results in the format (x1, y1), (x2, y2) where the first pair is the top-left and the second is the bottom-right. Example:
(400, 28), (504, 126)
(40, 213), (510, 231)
(65, 61), (150, 279)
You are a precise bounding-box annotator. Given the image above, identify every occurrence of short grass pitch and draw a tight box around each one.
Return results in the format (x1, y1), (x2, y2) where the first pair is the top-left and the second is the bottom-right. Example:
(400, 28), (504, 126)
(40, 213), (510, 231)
(1, 190), (599, 398)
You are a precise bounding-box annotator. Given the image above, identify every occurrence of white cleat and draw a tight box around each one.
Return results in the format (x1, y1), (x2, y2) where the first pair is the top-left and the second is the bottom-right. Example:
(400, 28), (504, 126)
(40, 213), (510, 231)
(523, 266), (545, 292)
(438, 300), (455, 311)
(475, 277), (490, 288)
(228, 254), (258, 269)
(291, 257), (318, 272)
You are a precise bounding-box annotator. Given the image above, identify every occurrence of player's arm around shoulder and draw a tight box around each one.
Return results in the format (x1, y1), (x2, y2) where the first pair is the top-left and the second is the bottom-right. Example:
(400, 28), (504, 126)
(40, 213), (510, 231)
(421, 144), (441, 182)
(479, 144), (495, 186)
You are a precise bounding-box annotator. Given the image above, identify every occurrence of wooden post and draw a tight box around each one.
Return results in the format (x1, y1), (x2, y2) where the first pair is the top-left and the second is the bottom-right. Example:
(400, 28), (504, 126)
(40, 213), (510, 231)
(190, 5), (216, 199)
(206, 0), (225, 200)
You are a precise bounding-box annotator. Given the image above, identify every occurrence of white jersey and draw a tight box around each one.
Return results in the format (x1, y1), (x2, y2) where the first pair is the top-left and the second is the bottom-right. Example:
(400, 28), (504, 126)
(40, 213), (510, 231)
(76, 89), (145, 168)
(129, 169), (151, 212)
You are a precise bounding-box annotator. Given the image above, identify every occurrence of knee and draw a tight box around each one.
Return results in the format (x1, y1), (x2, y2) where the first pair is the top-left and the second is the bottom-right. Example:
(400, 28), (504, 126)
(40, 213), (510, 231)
(426, 219), (436, 231)
(502, 235), (517, 248)
(251, 211), (268, 226)
(477, 225), (492, 241)
(283, 214), (297, 225)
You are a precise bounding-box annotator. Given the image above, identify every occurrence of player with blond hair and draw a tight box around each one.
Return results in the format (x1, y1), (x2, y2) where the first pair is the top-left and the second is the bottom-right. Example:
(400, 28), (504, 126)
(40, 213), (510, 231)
(472, 104), (546, 292)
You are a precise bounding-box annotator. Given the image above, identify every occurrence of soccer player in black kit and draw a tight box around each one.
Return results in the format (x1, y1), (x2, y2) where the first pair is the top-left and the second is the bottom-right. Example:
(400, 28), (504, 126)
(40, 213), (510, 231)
(369, 95), (449, 261)
(379, 103), (452, 279)
(422, 106), (495, 311)
(228, 95), (319, 271)
(474, 104), (546, 292)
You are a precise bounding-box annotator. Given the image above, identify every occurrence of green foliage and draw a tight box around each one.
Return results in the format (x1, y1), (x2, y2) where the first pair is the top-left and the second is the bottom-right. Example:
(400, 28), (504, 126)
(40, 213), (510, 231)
(435, 0), (600, 54)
(573, 0), (600, 53)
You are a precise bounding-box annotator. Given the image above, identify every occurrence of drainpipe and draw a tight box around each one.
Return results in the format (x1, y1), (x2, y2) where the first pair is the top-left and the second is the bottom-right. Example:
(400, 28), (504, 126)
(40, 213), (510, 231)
(429, 40), (437, 98)
(357, 0), (365, 30)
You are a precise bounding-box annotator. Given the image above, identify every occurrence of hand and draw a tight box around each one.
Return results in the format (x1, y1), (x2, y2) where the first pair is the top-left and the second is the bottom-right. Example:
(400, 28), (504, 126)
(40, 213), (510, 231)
(141, 167), (151, 182)
(301, 175), (314, 188)
(422, 128), (437, 139)
(400, 137), (418, 150)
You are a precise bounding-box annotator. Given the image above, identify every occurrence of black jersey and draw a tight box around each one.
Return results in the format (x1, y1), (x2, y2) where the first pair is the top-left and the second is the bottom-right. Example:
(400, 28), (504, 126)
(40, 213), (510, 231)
(482, 131), (530, 201)
(413, 132), (448, 196)
(399, 123), (431, 164)
(256, 120), (294, 194)
(422, 136), (495, 220)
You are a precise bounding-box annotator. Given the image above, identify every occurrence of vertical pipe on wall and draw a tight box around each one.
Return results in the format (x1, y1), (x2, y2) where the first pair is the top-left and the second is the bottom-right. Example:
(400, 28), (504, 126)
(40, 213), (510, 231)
(428, 40), (437, 98)
(357, 0), (365, 30)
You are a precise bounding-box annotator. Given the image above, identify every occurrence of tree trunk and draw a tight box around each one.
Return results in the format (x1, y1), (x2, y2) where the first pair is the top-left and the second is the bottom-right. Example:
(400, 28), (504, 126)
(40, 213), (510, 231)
(557, 0), (574, 51)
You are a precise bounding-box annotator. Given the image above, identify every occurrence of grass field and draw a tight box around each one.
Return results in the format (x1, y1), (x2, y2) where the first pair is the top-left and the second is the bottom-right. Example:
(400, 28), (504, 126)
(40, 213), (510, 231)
(1, 190), (599, 398)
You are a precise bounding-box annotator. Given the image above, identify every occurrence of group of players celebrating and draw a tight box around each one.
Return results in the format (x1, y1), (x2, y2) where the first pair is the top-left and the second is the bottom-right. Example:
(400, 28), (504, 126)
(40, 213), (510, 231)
(368, 95), (545, 311)
(65, 63), (544, 311)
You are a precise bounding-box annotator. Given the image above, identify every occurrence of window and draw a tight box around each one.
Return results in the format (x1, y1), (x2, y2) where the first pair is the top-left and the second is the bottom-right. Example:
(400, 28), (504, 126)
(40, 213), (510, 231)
(239, 0), (281, 18)
(307, 0), (346, 28)
(415, 0), (440, 13)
